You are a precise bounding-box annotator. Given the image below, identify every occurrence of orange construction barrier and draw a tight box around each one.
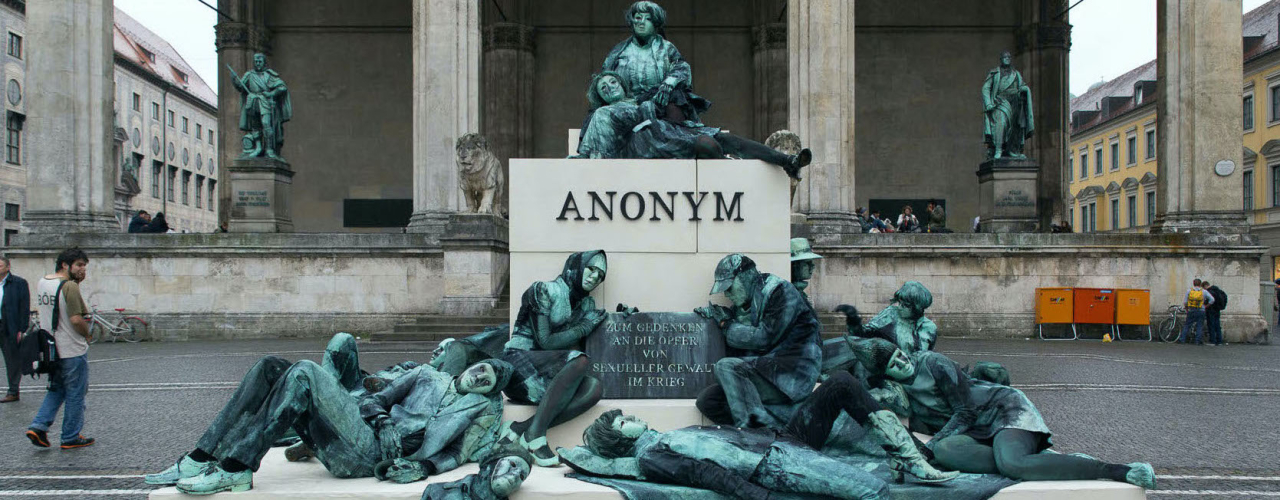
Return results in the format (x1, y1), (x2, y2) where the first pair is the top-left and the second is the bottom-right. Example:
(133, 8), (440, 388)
(1114, 289), (1152, 341)
(1035, 288), (1076, 340)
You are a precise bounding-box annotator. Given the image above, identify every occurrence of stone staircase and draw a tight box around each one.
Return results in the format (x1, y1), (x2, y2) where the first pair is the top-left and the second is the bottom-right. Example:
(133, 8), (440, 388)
(371, 291), (510, 342)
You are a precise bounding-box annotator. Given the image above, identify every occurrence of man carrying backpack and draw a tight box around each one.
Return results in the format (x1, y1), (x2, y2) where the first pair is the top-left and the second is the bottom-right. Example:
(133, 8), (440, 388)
(1203, 280), (1228, 346)
(25, 248), (94, 450)
(1178, 278), (1213, 345)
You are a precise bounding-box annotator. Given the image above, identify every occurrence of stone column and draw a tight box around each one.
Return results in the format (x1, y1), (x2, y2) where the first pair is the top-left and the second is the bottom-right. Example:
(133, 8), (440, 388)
(22, 0), (118, 233)
(482, 22), (534, 174)
(407, 0), (482, 239)
(1020, 1), (1071, 231)
(1154, 0), (1247, 233)
(215, 0), (272, 230)
(753, 22), (788, 141)
(788, 0), (858, 239)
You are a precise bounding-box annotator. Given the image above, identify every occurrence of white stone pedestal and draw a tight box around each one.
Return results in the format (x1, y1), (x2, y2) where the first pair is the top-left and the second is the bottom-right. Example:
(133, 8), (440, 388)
(440, 213), (509, 316)
(229, 158), (294, 233)
(977, 158), (1040, 233)
(508, 159), (791, 320)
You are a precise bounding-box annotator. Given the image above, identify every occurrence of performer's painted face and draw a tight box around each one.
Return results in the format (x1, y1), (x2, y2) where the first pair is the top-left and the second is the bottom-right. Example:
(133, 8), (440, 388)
(253, 53), (266, 72)
(792, 259), (816, 282)
(597, 75), (626, 105)
(611, 413), (649, 438)
(582, 254), (608, 292)
(490, 456), (531, 496)
(631, 11), (655, 39)
(458, 362), (497, 394)
(724, 272), (753, 308)
(884, 349), (916, 381)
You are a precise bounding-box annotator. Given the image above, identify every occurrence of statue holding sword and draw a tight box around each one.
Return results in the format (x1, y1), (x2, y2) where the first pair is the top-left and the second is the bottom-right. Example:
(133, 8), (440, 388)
(228, 53), (292, 160)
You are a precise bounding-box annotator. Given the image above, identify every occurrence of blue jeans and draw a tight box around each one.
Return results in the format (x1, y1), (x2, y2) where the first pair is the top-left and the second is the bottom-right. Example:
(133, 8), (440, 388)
(30, 354), (89, 442)
(1206, 309), (1223, 345)
(1179, 309), (1206, 344)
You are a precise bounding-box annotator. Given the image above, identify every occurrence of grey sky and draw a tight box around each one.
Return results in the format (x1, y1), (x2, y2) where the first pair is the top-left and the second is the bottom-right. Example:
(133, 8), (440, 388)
(1070, 0), (1270, 96)
(115, 0), (1272, 99)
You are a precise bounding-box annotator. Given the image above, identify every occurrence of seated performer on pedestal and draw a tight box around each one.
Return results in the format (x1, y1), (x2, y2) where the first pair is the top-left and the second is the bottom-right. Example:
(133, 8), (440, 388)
(146, 355), (513, 495)
(693, 254), (823, 430)
(824, 281), (938, 379)
(421, 454), (531, 500)
(852, 337), (1157, 488)
(575, 72), (811, 177)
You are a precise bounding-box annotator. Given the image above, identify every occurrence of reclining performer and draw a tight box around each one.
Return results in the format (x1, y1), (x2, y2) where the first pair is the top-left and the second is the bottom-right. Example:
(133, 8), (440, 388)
(575, 380), (957, 500)
(693, 254), (823, 429)
(146, 356), (513, 495)
(576, 71), (811, 178)
(853, 337), (1157, 488)
(421, 454), (531, 500)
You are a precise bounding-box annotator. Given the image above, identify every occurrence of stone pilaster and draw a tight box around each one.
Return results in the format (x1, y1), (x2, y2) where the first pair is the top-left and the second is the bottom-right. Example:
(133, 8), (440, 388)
(1154, 0), (1247, 234)
(22, 0), (119, 234)
(1019, 2), (1071, 231)
(215, 0), (273, 231)
(408, 0), (482, 240)
(753, 23), (788, 141)
(482, 22), (534, 191)
(788, 0), (858, 239)
(440, 213), (508, 316)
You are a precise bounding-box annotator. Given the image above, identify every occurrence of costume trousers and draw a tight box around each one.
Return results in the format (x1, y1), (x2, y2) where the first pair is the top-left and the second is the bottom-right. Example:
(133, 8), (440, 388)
(1206, 309), (1223, 345)
(197, 358), (380, 477)
(30, 355), (89, 442)
(933, 429), (1121, 481)
(1179, 309), (1206, 344)
(1, 325), (20, 395)
(752, 442), (888, 499)
(783, 371), (882, 449)
(697, 356), (794, 428)
(713, 133), (792, 166)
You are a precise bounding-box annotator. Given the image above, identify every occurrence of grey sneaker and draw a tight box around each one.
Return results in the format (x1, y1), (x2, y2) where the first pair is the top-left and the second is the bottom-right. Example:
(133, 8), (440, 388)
(145, 454), (211, 486)
(176, 465), (252, 495)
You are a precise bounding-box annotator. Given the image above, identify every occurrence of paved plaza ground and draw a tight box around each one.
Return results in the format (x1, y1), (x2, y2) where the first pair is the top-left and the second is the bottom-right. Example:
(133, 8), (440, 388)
(0, 336), (1275, 500)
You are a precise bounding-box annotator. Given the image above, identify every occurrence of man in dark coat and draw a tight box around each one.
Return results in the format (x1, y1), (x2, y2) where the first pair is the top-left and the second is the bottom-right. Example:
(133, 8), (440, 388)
(127, 210), (151, 233)
(1204, 281), (1228, 346)
(694, 254), (823, 429)
(0, 256), (30, 402)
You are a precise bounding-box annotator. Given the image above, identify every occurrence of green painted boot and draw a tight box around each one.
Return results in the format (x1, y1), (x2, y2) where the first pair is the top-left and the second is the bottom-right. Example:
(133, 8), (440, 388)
(1125, 462), (1157, 489)
(144, 455), (210, 486)
(866, 410), (960, 484)
(176, 465), (252, 495)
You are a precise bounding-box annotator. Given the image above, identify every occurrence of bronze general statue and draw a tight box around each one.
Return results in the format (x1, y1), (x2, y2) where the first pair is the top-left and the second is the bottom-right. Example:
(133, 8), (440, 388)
(229, 53), (292, 160)
(982, 51), (1033, 159)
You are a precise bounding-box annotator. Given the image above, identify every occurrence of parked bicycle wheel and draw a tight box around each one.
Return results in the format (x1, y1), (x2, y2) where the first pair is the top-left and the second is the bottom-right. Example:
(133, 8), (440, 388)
(120, 317), (147, 343)
(88, 322), (104, 344)
(1158, 317), (1179, 342)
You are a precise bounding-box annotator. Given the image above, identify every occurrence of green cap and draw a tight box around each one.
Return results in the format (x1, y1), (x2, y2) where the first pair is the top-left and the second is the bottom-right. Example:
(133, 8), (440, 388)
(790, 238), (822, 262)
(710, 253), (755, 294)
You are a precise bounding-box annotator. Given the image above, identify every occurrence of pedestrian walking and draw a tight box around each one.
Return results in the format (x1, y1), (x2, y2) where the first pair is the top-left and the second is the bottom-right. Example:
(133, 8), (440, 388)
(0, 256), (30, 403)
(1177, 278), (1213, 345)
(25, 248), (95, 449)
(1203, 281), (1227, 346)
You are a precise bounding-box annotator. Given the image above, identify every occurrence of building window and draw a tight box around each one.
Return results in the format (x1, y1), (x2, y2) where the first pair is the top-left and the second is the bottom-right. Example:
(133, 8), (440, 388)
(1245, 93), (1256, 131)
(140, 47), (155, 63)
(208, 180), (216, 211)
(168, 110), (175, 127)
(3, 203), (18, 221)
(1080, 152), (1088, 179)
(181, 117), (189, 134)
(5, 112), (22, 165)
(1068, 157), (1074, 183)
(3, 229), (15, 246)
(7, 32), (21, 59)
(1089, 202), (1097, 232)
(1271, 84), (1280, 124)
(1146, 192), (1156, 225)
(175, 70), (188, 84)
(196, 123), (202, 138)
(182, 171), (192, 205)
(1094, 146), (1103, 174)
(195, 175), (204, 208)
(132, 93), (141, 112)
(1126, 136), (1137, 165)
(167, 166), (177, 202)
(1110, 142), (1119, 171)
(1069, 207), (1074, 230)
(1245, 170), (1255, 210)
(151, 102), (160, 120)
(1110, 198), (1119, 230)
(208, 129), (214, 144)
(1145, 129), (1156, 159)
(152, 162), (162, 198)
(1127, 195), (1137, 228)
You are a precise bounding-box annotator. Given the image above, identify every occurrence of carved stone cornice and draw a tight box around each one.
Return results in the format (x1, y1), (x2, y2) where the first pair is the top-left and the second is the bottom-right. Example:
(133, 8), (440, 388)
(0, 0), (24, 14)
(483, 23), (535, 53)
(215, 22), (273, 53)
(753, 23), (786, 52)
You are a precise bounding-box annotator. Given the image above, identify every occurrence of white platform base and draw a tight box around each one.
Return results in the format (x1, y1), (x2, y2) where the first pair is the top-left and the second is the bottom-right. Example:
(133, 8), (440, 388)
(150, 399), (1146, 499)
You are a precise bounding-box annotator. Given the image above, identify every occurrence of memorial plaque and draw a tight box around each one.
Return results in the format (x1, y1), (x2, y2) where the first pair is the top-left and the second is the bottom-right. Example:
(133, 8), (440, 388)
(585, 312), (725, 399)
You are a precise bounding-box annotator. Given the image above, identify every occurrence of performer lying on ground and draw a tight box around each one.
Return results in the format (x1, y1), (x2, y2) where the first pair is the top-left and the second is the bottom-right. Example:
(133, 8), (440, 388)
(853, 337), (1157, 488)
(421, 454), (532, 500)
(146, 354), (513, 495)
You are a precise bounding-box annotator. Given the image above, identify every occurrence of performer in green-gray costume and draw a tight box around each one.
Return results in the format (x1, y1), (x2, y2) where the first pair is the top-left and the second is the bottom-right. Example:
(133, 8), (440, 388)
(421, 455), (531, 500)
(577, 72), (810, 176)
(693, 254), (823, 430)
(602, 2), (708, 128)
(824, 281), (938, 379)
(853, 338), (1157, 488)
(146, 353), (513, 495)
(499, 250), (617, 467)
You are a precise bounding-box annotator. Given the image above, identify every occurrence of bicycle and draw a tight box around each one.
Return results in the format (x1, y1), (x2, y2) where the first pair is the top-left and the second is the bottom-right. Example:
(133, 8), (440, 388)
(87, 305), (148, 343)
(1157, 304), (1185, 343)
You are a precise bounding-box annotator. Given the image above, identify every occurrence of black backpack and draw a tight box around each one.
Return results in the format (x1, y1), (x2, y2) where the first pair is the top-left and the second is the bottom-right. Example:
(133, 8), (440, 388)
(18, 280), (65, 376)
(1213, 287), (1228, 311)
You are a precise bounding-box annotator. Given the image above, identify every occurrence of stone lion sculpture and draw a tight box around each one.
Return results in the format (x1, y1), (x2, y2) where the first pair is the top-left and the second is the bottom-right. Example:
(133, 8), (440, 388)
(457, 133), (506, 215)
(766, 130), (803, 207)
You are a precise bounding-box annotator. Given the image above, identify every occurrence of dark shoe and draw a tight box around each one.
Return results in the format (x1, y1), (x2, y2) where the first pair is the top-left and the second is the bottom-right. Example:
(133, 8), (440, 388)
(784, 148), (813, 179)
(284, 442), (314, 462)
(0, 394), (18, 403)
(25, 428), (50, 448)
(61, 435), (95, 449)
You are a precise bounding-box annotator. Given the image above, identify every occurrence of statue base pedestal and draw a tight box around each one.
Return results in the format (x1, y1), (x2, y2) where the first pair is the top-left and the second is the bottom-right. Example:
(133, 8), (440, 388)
(440, 213), (508, 316)
(228, 157), (294, 233)
(977, 158), (1039, 233)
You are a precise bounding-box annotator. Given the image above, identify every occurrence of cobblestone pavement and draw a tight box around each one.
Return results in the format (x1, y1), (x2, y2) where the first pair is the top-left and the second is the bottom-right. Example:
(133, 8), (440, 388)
(0, 336), (1274, 499)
